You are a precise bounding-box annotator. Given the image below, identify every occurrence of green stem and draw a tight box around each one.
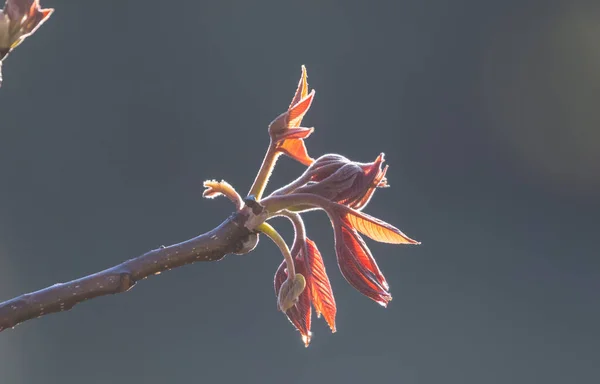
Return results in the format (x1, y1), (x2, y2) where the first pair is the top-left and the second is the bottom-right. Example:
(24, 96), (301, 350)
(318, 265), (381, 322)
(277, 211), (306, 256)
(257, 222), (295, 277)
(248, 143), (279, 201)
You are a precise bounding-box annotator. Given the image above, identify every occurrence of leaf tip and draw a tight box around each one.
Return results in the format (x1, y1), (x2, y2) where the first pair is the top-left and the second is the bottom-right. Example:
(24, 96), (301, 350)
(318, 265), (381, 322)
(302, 332), (312, 347)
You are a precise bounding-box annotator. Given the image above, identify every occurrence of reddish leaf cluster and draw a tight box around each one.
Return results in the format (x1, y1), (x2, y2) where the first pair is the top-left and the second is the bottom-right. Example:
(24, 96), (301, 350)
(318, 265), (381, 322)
(205, 66), (420, 346)
(250, 67), (419, 346)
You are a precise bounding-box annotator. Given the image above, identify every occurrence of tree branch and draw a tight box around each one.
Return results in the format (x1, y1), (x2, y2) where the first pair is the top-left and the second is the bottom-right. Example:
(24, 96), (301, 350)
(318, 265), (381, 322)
(0, 210), (256, 332)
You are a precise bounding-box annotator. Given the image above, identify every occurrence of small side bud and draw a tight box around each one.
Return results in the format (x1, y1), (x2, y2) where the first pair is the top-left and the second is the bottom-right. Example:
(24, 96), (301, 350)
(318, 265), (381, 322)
(233, 232), (259, 255)
(277, 273), (306, 312)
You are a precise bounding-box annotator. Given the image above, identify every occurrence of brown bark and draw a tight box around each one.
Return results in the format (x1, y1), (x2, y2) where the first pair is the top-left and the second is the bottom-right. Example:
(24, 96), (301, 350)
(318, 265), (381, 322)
(0, 210), (257, 332)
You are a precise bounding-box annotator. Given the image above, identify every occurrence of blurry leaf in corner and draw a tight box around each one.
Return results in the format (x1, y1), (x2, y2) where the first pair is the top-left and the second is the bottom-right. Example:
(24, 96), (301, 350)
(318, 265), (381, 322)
(0, 0), (53, 88)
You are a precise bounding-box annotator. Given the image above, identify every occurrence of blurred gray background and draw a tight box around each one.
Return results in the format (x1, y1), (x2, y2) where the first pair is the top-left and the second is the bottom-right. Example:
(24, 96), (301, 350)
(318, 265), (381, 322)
(1, 0), (599, 383)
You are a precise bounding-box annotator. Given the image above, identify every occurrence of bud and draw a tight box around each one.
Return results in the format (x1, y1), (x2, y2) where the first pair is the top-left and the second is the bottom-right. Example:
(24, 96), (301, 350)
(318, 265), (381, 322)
(292, 153), (388, 210)
(232, 232), (259, 255)
(302, 154), (352, 182)
(274, 257), (312, 346)
(277, 273), (306, 312)
(271, 154), (352, 197)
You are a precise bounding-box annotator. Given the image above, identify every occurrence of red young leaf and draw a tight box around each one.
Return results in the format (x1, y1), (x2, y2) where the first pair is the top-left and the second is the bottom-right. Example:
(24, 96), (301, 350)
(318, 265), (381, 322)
(344, 209), (420, 245)
(304, 238), (336, 332)
(334, 221), (392, 306)
(287, 90), (315, 128)
(342, 153), (387, 210)
(289, 64), (308, 109)
(276, 127), (314, 141)
(267, 66), (316, 166)
(278, 138), (314, 166)
(340, 221), (389, 290)
(268, 111), (289, 136)
(336, 241), (392, 306)
(350, 164), (388, 210)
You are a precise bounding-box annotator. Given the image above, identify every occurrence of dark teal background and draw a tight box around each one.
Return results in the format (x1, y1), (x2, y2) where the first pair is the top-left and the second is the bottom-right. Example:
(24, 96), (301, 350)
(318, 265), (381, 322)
(1, 1), (598, 383)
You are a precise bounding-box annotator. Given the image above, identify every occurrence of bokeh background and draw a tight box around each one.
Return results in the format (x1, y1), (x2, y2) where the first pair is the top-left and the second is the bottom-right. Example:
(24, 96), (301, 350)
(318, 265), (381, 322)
(1, 1), (599, 383)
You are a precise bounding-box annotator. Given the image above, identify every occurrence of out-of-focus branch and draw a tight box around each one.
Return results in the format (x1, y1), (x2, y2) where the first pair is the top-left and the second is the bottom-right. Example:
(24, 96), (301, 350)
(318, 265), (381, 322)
(0, 210), (257, 332)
